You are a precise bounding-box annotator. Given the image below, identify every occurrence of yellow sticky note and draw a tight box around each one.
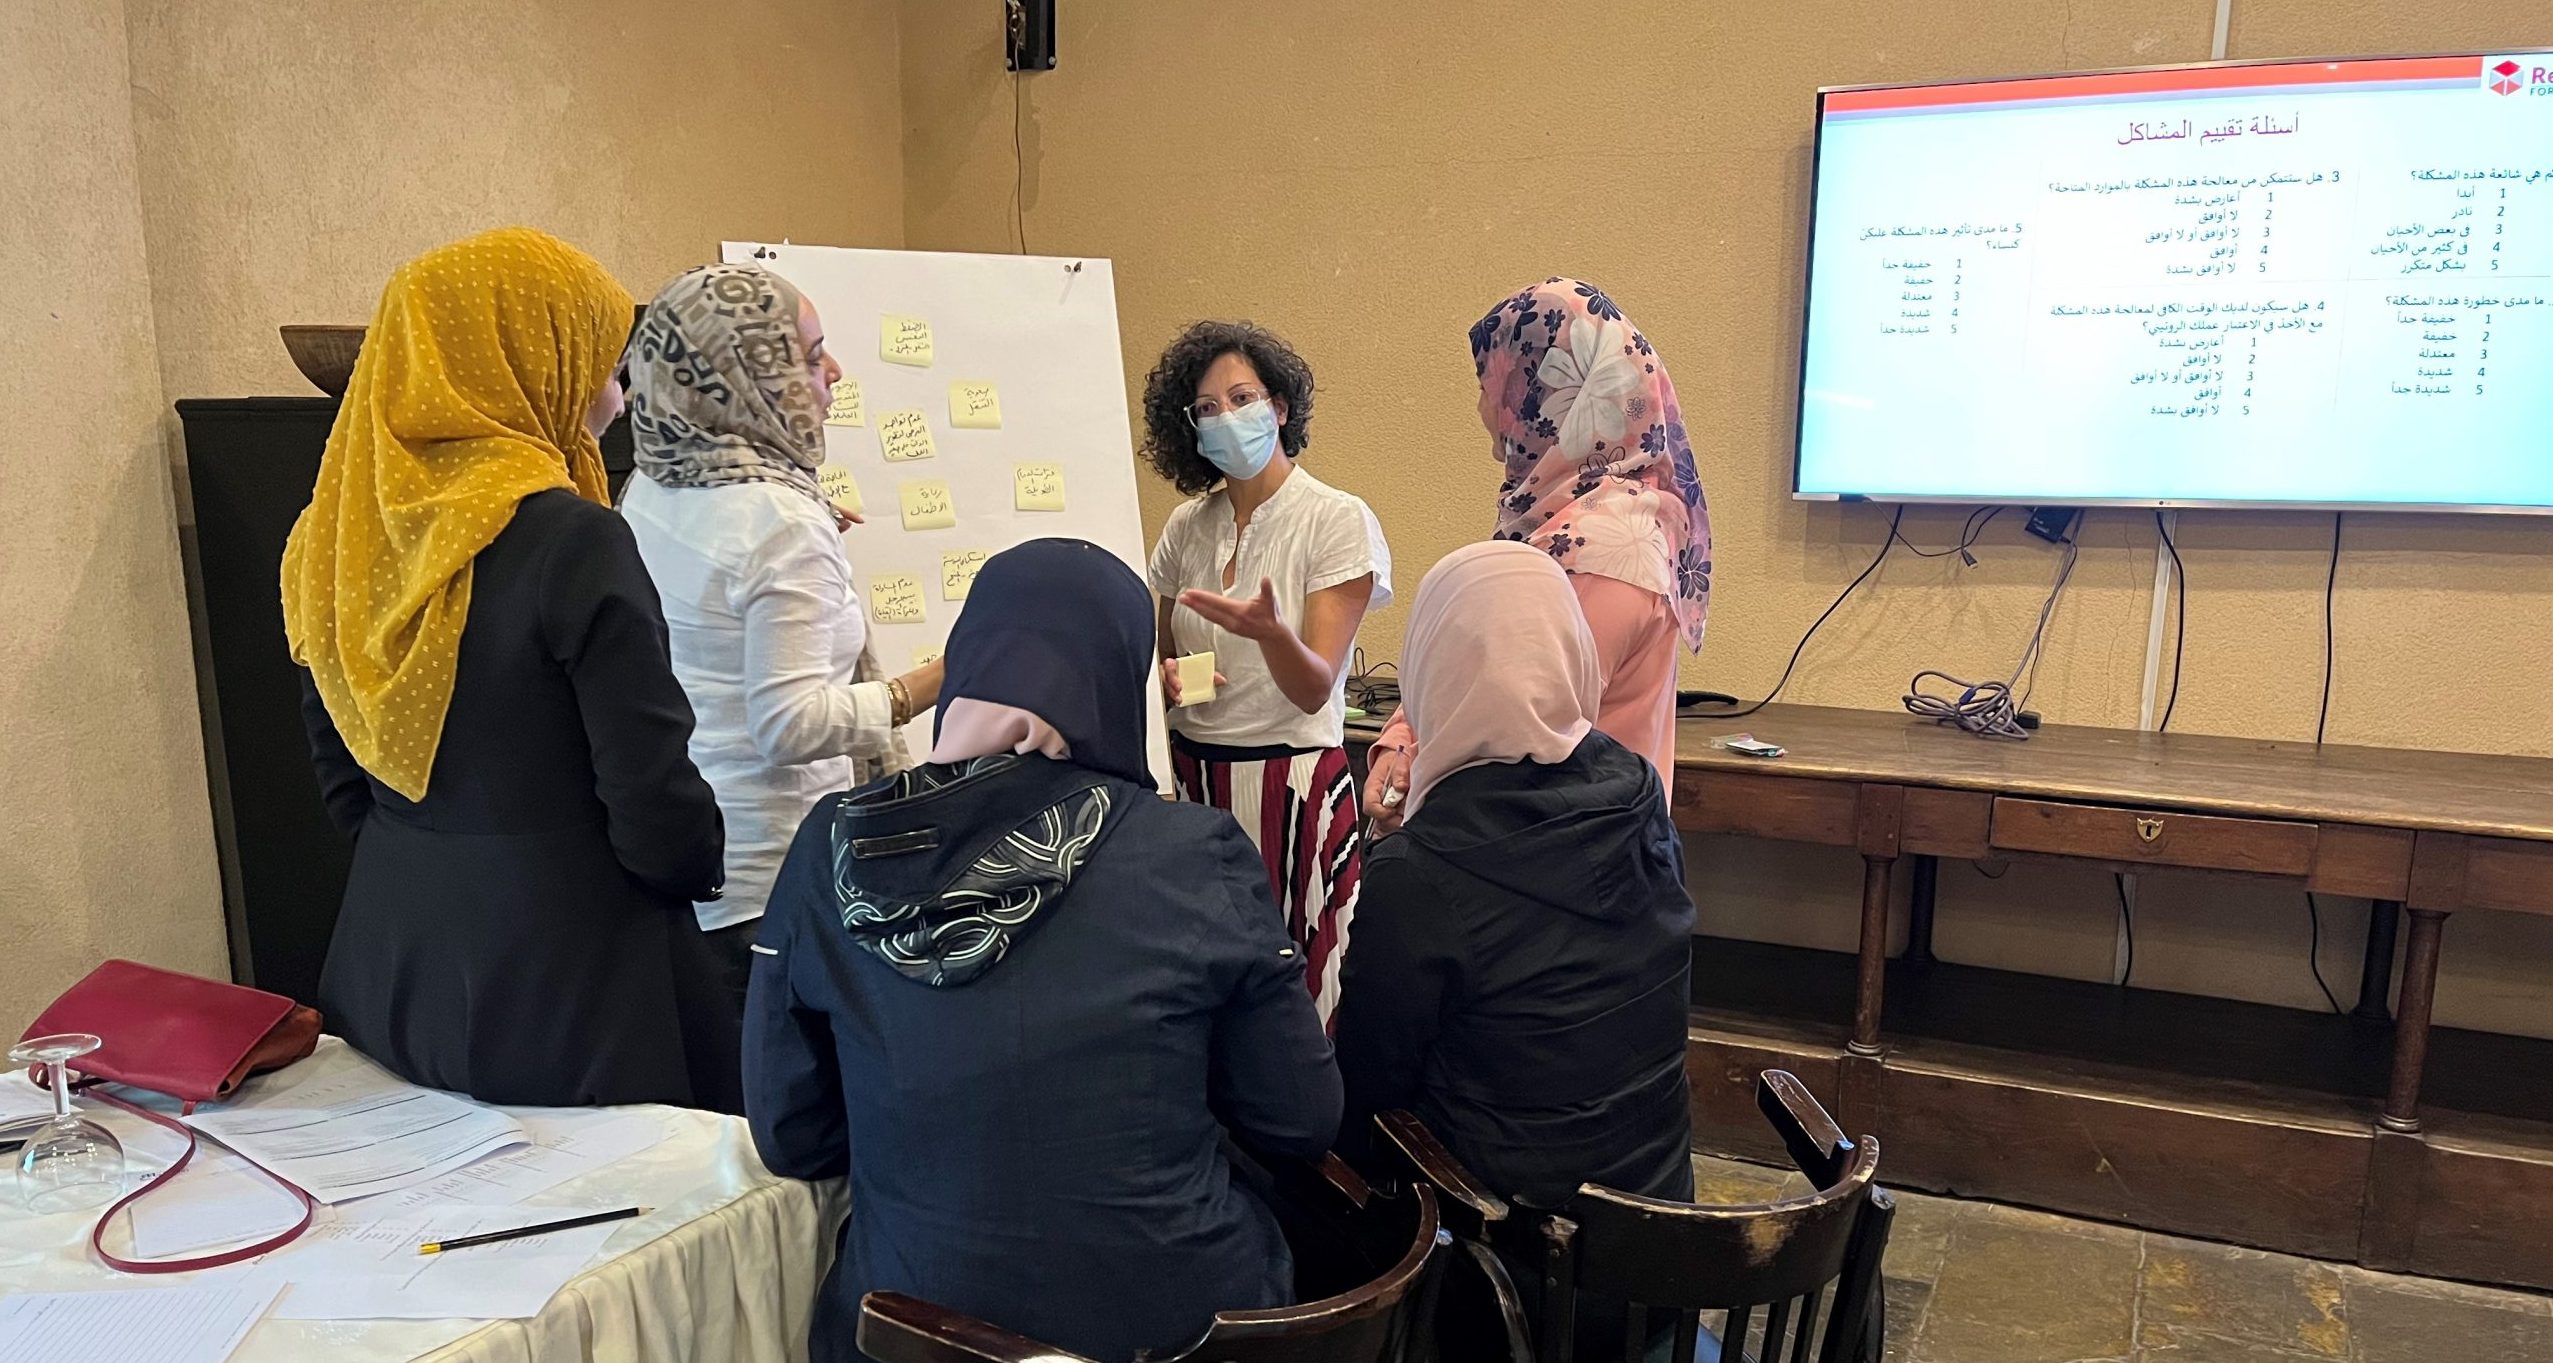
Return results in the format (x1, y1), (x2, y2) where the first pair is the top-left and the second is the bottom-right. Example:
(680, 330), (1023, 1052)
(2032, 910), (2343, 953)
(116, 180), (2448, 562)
(899, 479), (956, 531)
(948, 381), (1002, 429)
(912, 647), (944, 669)
(824, 377), (865, 427)
(880, 315), (934, 366)
(817, 465), (863, 518)
(868, 573), (925, 625)
(941, 549), (991, 601)
(1175, 652), (1217, 707)
(877, 410), (937, 463)
(1014, 461), (1066, 512)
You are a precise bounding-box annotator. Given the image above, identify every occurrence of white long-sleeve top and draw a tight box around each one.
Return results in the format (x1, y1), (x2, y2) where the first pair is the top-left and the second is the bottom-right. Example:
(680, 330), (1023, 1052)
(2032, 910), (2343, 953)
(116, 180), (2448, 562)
(622, 472), (908, 931)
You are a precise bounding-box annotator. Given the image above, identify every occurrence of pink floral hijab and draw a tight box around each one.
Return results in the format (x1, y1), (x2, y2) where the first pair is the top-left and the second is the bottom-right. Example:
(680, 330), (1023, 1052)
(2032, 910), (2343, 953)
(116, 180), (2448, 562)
(1471, 278), (1711, 650)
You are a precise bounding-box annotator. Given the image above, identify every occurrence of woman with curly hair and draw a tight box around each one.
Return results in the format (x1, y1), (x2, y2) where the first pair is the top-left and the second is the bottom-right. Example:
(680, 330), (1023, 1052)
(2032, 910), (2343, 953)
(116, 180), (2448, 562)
(1363, 278), (1712, 834)
(1141, 320), (1391, 1029)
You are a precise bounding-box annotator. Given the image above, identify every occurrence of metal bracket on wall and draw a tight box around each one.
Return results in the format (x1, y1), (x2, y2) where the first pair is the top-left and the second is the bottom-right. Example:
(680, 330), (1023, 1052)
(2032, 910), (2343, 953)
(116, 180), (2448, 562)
(1005, 0), (1057, 72)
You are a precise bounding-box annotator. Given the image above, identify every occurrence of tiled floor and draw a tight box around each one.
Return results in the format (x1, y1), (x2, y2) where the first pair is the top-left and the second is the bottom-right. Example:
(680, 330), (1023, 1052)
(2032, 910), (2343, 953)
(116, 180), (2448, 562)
(1689, 1154), (2553, 1363)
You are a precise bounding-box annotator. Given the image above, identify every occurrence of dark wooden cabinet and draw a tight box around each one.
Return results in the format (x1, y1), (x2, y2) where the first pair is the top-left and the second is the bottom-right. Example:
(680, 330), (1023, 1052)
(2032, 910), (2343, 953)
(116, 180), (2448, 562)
(1657, 704), (2553, 1292)
(179, 398), (349, 1008)
(176, 398), (636, 1008)
(1352, 705), (2553, 1292)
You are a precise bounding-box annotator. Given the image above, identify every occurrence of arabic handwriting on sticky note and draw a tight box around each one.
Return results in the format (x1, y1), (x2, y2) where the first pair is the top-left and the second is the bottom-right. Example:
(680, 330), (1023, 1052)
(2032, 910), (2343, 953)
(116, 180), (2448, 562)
(869, 574), (926, 624)
(913, 648), (944, 669)
(1014, 461), (1066, 512)
(941, 549), (992, 601)
(948, 381), (1002, 429)
(899, 480), (956, 531)
(877, 409), (938, 463)
(824, 377), (865, 427)
(881, 315), (934, 366)
(817, 465), (863, 517)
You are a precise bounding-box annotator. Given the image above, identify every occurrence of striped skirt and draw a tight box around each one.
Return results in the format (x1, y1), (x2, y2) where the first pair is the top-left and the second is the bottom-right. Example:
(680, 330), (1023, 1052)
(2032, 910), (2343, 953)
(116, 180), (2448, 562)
(1169, 735), (1363, 1028)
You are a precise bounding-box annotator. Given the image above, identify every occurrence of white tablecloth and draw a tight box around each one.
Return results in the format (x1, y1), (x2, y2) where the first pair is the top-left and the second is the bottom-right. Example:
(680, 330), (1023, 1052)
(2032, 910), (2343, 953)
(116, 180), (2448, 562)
(0, 1048), (844, 1363)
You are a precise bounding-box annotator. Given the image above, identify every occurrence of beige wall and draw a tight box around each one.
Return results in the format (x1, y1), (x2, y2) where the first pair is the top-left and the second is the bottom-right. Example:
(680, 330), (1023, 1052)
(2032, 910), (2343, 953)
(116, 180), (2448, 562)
(129, 0), (909, 404)
(898, 0), (2553, 1036)
(0, 0), (227, 1036)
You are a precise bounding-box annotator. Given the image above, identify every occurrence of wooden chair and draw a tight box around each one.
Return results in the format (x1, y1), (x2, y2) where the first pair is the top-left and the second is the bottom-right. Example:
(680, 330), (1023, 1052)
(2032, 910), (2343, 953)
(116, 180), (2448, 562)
(855, 1156), (1444, 1363)
(1379, 1071), (1893, 1363)
(1373, 1111), (1536, 1363)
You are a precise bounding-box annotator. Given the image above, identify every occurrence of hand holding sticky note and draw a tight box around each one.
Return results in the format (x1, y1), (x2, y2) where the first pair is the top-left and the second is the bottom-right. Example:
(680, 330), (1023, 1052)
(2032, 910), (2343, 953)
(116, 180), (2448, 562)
(948, 382), (1002, 429)
(880, 315), (934, 366)
(1171, 652), (1218, 707)
(1014, 462), (1065, 512)
(899, 480), (956, 531)
(869, 574), (926, 625)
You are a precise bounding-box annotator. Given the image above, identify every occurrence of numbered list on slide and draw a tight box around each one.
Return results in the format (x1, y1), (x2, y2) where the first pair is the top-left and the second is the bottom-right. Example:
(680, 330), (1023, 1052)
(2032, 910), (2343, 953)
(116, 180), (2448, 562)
(1800, 56), (2553, 505)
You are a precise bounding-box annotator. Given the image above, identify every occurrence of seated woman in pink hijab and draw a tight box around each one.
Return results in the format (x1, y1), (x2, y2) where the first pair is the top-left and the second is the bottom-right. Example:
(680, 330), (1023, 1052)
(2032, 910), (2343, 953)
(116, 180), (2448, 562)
(1333, 539), (1694, 1223)
(1364, 278), (1710, 830)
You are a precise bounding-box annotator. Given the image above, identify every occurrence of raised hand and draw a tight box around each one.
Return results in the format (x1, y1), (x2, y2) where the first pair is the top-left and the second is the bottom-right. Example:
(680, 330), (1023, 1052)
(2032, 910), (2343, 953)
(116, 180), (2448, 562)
(1175, 577), (1285, 643)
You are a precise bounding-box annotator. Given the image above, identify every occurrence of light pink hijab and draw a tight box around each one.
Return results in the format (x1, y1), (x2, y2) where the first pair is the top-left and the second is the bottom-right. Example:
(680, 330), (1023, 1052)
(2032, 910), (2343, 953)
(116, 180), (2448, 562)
(1400, 541), (1603, 820)
(928, 699), (1071, 766)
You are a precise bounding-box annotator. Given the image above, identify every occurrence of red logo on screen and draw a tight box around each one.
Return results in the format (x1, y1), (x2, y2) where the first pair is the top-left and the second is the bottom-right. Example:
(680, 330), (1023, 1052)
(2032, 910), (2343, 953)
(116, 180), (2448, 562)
(2490, 60), (2523, 95)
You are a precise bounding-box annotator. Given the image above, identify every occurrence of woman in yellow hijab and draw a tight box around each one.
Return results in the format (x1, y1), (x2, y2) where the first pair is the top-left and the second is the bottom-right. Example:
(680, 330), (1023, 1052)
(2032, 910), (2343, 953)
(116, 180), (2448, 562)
(286, 227), (738, 1112)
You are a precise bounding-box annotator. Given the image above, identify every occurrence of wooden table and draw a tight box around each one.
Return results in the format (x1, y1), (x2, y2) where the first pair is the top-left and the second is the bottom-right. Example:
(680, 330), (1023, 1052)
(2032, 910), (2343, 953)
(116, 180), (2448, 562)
(1350, 704), (2553, 1289)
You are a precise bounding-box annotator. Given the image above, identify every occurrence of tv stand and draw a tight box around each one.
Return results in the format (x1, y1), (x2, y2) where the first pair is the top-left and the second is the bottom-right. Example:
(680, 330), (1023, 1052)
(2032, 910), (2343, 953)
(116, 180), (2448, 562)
(1353, 703), (2553, 1290)
(1666, 703), (2553, 1290)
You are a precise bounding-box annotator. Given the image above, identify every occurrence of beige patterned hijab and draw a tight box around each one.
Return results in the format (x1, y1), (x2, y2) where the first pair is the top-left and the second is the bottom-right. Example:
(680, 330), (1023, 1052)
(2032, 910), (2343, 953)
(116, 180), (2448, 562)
(624, 263), (828, 502)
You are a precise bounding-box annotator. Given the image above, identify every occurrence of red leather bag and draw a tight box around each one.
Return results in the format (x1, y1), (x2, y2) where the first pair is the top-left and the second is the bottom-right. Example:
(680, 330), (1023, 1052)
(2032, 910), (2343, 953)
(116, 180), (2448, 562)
(21, 959), (325, 1272)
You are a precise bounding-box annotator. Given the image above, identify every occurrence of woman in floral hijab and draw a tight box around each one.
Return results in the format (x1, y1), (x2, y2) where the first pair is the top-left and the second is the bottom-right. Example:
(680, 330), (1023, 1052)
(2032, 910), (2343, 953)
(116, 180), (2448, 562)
(1366, 278), (1709, 827)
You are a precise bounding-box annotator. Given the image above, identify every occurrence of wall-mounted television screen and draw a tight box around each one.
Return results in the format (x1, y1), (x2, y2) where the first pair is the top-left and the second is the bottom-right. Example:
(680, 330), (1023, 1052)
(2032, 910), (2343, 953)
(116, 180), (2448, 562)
(1794, 53), (2553, 512)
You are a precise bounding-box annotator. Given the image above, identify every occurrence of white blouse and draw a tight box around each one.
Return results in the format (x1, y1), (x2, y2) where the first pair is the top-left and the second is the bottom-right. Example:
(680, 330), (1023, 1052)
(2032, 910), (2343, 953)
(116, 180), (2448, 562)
(1148, 468), (1392, 751)
(622, 473), (906, 932)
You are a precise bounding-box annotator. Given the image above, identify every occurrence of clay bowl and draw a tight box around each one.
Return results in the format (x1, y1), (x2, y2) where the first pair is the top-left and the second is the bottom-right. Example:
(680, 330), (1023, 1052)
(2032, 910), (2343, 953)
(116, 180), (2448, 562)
(279, 325), (366, 397)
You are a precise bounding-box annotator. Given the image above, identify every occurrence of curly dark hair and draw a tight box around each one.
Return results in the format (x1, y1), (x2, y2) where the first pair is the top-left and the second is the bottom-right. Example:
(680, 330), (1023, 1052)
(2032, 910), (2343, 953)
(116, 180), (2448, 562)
(1138, 320), (1314, 496)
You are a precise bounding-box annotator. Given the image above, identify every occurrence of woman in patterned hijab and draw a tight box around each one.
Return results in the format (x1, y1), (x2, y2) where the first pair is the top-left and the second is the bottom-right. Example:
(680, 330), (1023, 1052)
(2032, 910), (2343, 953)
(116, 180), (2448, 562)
(624, 263), (832, 504)
(620, 262), (941, 1007)
(1365, 277), (1711, 828)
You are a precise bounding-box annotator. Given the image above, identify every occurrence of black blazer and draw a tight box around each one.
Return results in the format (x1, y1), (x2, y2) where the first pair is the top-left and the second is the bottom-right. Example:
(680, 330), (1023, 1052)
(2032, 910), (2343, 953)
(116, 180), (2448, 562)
(300, 489), (737, 1110)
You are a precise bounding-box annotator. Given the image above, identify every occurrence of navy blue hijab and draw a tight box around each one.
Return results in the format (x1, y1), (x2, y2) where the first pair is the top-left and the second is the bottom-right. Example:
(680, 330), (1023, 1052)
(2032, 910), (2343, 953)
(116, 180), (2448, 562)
(933, 538), (1156, 788)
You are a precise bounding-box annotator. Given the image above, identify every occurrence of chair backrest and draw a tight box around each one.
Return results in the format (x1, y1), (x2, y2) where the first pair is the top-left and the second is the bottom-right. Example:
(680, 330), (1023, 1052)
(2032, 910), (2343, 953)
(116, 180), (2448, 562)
(1183, 1181), (1441, 1363)
(854, 1180), (1443, 1363)
(1541, 1071), (1892, 1363)
(1760, 1069), (1855, 1191)
(1373, 1109), (1533, 1363)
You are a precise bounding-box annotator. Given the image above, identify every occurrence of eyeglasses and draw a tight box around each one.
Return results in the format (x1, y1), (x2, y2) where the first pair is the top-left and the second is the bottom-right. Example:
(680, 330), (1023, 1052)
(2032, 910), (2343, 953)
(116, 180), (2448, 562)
(1184, 389), (1271, 426)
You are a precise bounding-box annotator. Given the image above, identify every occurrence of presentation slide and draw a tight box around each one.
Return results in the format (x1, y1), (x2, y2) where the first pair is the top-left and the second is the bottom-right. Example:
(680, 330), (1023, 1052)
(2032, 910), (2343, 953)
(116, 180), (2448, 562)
(1797, 54), (2553, 509)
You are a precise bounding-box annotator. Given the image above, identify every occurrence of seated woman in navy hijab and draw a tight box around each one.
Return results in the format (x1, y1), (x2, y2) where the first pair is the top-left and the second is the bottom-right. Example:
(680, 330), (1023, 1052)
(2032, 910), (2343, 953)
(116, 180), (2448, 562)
(744, 537), (1343, 1363)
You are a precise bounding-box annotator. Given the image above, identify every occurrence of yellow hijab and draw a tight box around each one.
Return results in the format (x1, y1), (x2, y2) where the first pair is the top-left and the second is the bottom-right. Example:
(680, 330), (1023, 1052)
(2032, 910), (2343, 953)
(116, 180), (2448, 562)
(282, 227), (634, 800)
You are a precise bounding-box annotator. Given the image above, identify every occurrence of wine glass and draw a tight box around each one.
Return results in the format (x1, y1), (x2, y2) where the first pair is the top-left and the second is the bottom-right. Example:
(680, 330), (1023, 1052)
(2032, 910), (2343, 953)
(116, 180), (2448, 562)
(9, 1033), (124, 1214)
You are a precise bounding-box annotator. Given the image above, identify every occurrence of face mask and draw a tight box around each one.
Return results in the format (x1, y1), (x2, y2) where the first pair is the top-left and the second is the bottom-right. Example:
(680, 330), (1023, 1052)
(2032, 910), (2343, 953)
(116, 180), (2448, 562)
(1194, 401), (1280, 481)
